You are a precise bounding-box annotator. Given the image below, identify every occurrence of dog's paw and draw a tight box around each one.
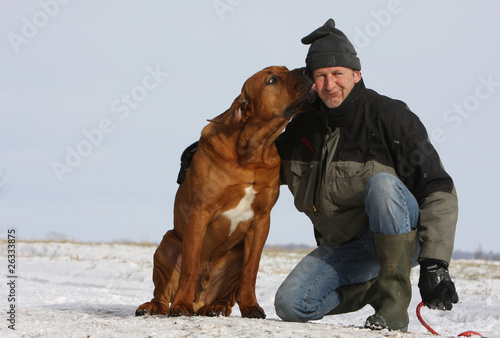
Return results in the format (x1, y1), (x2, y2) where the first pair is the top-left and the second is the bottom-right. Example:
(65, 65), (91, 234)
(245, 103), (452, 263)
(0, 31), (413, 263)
(168, 303), (195, 317)
(240, 304), (266, 319)
(196, 303), (232, 317)
(135, 308), (149, 316)
(135, 301), (169, 316)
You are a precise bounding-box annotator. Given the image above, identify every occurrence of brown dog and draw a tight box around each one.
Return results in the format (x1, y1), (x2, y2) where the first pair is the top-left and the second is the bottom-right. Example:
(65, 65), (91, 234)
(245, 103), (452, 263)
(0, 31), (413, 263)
(136, 66), (312, 318)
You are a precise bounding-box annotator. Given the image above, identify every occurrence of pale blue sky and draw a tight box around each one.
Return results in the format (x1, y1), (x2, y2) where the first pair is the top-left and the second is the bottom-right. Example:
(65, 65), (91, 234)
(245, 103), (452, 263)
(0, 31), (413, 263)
(1, 0), (499, 252)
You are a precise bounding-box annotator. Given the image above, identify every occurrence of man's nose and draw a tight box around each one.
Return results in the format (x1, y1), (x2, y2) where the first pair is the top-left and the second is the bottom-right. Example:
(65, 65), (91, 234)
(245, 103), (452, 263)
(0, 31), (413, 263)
(325, 74), (336, 90)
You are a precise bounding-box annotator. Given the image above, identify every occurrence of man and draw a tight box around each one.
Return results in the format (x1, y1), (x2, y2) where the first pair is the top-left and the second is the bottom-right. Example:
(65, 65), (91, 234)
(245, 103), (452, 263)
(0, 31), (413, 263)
(273, 19), (459, 331)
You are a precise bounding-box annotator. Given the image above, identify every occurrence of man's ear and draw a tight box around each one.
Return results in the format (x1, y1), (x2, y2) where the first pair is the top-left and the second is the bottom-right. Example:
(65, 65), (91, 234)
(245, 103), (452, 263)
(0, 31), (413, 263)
(208, 93), (249, 124)
(354, 70), (362, 83)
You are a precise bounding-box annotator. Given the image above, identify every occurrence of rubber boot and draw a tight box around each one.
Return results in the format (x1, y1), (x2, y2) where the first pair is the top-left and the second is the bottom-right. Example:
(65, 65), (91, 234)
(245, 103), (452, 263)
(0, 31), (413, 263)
(327, 278), (379, 315)
(364, 229), (416, 332)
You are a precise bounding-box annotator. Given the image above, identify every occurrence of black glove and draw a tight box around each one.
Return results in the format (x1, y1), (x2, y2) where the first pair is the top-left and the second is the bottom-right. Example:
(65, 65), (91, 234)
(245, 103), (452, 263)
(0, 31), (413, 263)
(418, 259), (459, 310)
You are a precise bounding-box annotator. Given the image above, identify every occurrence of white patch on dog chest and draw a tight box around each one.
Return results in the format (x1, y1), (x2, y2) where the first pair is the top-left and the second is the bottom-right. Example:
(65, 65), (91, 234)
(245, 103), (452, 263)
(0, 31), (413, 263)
(223, 185), (257, 236)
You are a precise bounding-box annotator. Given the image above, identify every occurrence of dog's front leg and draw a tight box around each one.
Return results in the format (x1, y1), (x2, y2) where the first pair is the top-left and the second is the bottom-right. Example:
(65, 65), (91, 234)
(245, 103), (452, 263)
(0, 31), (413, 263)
(237, 213), (270, 319)
(169, 208), (211, 317)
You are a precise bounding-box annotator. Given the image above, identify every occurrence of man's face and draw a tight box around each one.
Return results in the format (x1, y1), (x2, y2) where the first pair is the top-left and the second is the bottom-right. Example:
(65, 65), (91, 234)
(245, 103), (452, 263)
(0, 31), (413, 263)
(311, 67), (361, 109)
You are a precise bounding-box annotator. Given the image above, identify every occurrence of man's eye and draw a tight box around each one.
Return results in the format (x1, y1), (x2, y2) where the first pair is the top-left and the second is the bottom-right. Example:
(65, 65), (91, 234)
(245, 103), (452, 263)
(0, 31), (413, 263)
(267, 76), (278, 85)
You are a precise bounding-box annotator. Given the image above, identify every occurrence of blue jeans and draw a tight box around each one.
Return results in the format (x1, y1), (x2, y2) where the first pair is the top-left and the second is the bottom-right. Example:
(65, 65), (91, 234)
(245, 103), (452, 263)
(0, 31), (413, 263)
(274, 173), (420, 322)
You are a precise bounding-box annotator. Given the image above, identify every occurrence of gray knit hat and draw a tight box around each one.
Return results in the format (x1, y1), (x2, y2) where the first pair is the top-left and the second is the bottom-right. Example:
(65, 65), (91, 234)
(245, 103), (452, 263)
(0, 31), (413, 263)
(302, 19), (361, 72)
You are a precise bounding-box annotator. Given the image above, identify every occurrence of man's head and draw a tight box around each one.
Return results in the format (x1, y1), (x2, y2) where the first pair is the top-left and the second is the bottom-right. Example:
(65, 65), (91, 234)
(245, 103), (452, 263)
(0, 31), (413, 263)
(311, 66), (361, 109)
(302, 19), (361, 108)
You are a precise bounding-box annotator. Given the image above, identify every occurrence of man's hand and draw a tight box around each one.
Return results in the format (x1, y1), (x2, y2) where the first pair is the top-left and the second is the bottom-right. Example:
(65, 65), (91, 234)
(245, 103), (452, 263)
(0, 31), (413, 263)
(418, 260), (459, 310)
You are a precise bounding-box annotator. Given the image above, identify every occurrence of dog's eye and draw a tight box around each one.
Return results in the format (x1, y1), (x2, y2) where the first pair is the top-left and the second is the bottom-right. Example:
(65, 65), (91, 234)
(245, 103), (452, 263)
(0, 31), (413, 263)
(267, 75), (278, 85)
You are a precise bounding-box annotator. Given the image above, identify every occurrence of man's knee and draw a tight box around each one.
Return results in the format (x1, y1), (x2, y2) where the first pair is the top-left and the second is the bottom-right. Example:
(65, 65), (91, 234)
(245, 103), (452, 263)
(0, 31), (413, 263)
(275, 279), (334, 322)
(365, 173), (418, 234)
(365, 173), (400, 201)
(275, 280), (341, 322)
(274, 284), (309, 322)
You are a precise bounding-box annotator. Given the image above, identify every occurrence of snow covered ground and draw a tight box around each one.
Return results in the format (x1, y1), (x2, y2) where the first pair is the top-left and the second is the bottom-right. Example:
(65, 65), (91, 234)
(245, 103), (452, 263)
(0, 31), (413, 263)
(1, 241), (499, 337)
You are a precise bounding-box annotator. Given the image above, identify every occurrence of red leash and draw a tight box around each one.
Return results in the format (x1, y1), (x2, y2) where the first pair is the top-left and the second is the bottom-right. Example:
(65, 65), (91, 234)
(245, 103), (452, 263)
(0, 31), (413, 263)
(416, 302), (482, 337)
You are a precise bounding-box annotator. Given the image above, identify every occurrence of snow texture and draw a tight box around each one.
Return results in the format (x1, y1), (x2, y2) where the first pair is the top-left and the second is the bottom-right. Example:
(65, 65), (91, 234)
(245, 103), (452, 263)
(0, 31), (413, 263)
(1, 241), (499, 337)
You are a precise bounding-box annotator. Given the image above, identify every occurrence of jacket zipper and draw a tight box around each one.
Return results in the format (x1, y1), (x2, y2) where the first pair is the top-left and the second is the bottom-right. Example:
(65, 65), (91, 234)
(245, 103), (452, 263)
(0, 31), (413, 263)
(313, 147), (329, 217)
(313, 127), (341, 216)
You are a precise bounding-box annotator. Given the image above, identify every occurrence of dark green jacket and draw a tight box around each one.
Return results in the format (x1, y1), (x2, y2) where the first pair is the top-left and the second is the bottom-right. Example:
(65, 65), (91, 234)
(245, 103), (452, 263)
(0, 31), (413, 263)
(276, 79), (458, 264)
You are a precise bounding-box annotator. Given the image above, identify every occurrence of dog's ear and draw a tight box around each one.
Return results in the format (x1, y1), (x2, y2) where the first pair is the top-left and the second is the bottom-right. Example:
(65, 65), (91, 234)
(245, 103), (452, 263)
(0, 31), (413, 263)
(208, 94), (249, 124)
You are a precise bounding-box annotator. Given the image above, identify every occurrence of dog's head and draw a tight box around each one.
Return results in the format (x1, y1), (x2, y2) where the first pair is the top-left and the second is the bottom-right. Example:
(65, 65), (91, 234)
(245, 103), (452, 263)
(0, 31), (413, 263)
(209, 66), (313, 125)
